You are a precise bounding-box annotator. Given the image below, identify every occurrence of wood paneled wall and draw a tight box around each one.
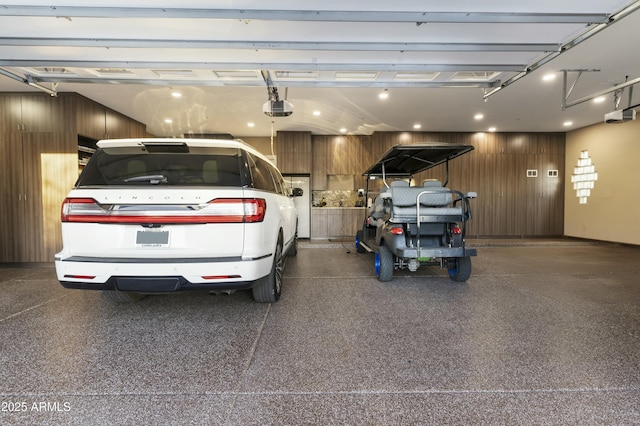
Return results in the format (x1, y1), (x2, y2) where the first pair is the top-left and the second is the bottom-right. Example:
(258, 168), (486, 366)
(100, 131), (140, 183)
(276, 130), (566, 238)
(311, 134), (374, 190)
(411, 132), (565, 237)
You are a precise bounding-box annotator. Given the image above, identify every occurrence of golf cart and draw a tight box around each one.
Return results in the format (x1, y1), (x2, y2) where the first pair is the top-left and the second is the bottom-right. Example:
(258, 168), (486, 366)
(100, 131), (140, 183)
(355, 143), (477, 282)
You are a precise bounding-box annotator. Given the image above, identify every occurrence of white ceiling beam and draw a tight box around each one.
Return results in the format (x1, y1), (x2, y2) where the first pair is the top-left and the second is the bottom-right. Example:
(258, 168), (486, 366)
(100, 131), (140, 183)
(0, 6), (610, 23)
(0, 61), (526, 72)
(0, 38), (561, 52)
(23, 75), (500, 89)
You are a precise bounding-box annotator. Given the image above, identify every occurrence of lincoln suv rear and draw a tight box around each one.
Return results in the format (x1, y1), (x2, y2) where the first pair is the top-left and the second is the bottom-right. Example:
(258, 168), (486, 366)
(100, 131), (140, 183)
(55, 138), (300, 303)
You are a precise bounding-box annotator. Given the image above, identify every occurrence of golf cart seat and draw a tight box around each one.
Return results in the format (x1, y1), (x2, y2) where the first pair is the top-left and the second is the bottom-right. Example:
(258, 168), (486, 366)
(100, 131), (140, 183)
(370, 180), (407, 221)
(388, 180), (464, 223)
(370, 194), (387, 221)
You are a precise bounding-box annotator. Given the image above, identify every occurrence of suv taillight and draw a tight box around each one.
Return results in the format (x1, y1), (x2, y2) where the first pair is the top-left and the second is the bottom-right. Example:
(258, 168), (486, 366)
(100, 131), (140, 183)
(207, 198), (267, 223)
(60, 198), (267, 224)
(61, 198), (105, 222)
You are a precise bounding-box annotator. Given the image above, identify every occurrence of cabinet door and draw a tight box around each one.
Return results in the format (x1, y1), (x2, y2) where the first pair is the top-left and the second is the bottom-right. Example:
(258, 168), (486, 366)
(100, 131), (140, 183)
(20, 95), (53, 132)
(20, 133), (78, 262)
(76, 97), (106, 140)
(0, 95), (23, 131)
(0, 134), (24, 262)
(311, 209), (328, 238)
(51, 94), (77, 134)
(105, 108), (126, 139)
(106, 109), (147, 138)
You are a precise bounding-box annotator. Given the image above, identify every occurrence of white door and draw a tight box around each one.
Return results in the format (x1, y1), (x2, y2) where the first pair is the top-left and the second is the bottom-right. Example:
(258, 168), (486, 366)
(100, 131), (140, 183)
(284, 175), (310, 238)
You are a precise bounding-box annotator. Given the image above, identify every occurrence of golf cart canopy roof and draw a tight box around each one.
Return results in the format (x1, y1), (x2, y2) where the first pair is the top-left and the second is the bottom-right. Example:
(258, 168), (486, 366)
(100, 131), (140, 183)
(362, 143), (475, 177)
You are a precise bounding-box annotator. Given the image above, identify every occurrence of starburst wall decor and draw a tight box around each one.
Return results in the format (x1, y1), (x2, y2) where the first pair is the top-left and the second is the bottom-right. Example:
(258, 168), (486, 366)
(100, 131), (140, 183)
(571, 150), (598, 204)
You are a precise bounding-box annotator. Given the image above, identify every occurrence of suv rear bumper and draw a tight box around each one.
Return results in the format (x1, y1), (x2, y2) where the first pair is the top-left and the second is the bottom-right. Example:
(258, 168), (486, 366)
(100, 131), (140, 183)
(59, 276), (256, 292)
(55, 254), (273, 291)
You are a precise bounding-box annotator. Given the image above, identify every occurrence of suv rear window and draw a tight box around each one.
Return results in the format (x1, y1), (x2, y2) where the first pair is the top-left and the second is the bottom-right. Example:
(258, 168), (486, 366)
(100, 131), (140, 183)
(77, 146), (244, 187)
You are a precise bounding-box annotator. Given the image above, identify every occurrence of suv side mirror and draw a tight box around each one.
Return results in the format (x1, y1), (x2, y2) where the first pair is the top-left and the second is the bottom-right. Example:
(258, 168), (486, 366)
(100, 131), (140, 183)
(292, 187), (304, 197)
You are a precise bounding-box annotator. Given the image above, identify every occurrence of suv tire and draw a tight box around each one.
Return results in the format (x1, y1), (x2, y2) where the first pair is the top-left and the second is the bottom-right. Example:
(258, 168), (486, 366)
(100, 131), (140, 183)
(252, 234), (284, 303)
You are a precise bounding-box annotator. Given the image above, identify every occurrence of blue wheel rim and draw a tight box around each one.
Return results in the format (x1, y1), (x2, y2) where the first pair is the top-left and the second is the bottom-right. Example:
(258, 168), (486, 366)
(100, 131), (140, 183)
(375, 252), (381, 276)
(448, 259), (458, 277)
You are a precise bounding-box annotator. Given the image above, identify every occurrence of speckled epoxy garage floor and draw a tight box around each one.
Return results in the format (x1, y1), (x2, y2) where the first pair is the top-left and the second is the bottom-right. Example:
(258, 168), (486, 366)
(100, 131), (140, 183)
(1, 239), (639, 425)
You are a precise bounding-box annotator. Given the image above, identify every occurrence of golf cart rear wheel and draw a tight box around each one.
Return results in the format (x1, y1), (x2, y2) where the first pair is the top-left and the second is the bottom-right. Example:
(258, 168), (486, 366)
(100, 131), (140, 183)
(448, 256), (472, 282)
(376, 245), (394, 282)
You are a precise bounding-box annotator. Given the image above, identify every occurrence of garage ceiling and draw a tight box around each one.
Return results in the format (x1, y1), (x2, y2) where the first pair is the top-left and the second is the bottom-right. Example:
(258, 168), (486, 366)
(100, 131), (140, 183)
(1, 1), (639, 137)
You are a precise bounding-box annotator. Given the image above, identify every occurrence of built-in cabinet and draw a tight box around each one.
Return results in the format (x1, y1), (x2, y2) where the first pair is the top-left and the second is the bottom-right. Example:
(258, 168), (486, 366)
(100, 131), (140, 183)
(311, 135), (373, 191)
(311, 208), (365, 239)
(0, 133), (77, 262)
(76, 95), (147, 140)
(0, 93), (148, 262)
(274, 131), (312, 174)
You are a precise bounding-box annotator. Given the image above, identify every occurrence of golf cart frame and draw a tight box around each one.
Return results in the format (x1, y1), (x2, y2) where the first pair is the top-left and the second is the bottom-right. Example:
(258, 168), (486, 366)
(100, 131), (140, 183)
(355, 143), (477, 282)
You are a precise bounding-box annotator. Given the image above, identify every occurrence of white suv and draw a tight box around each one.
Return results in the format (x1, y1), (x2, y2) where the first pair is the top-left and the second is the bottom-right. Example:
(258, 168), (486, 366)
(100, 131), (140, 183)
(55, 138), (300, 303)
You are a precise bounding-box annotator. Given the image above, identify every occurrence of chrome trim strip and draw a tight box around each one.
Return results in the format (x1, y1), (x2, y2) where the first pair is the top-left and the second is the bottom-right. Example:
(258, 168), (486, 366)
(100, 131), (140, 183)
(59, 255), (271, 264)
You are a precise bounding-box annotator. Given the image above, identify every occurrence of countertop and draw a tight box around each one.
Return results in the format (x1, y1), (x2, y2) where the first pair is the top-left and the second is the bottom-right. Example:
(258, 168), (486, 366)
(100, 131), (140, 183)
(312, 206), (366, 209)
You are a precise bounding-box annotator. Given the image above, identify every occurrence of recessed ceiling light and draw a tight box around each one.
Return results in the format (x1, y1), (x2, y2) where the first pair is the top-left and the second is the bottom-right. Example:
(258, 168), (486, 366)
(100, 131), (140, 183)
(413, 123), (422, 129)
(563, 121), (573, 127)
(247, 122), (255, 127)
(488, 127), (497, 132)
(171, 91), (182, 98)
(542, 73), (556, 82)
(164, 118), (173, 124)
(474, 113), (484, 120)
(313, 110), (321, 116)
(593, 96), (606, 104)
(378, 90), (389, 100)
(339, 128), (347, 133)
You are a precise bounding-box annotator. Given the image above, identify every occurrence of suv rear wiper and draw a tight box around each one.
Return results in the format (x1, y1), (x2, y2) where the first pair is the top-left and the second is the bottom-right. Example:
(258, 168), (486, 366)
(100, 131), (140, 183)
(124, 175), (168, 184)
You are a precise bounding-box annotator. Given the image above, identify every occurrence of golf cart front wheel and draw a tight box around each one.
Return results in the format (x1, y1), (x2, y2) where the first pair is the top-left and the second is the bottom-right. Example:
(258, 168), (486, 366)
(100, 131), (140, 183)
(448, 256), (472, 282)
(355, 230), (366, 253)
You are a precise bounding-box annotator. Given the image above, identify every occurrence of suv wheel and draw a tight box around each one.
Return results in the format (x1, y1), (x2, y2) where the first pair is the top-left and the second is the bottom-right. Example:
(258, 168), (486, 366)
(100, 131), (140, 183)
(288, 227), (298, 257)
(252, 234), (284, 303)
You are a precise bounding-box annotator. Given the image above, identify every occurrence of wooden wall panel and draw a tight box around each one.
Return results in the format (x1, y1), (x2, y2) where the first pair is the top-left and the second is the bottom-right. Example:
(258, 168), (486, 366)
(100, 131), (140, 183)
(106, 108), (147, 139)
(76, 96), (107, 140)
(312, 131), (566, 237)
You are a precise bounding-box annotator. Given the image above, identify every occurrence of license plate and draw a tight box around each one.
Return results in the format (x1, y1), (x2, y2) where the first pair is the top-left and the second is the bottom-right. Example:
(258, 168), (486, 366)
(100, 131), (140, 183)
(136, 230), (169, 247)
